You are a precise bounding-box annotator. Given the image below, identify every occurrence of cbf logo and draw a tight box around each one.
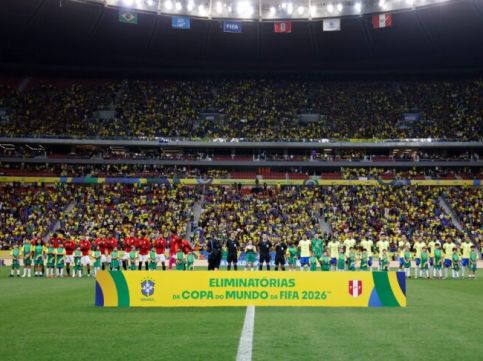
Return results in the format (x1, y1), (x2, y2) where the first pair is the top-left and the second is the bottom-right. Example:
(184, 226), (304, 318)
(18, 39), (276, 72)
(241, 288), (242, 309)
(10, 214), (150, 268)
(348, 280), (362, 298)
(141, 279), (155, 297)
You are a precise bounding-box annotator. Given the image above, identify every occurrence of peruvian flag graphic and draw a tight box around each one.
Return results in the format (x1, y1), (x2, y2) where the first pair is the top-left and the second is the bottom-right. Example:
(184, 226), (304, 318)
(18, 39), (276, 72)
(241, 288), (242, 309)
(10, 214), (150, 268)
(372, 14), (392, 29)
(349, 280), (363, 298)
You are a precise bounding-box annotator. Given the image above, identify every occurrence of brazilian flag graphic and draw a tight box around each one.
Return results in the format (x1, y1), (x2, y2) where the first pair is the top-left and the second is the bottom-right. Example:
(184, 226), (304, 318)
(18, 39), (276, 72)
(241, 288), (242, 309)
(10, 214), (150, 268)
(119, 10), (138, 25)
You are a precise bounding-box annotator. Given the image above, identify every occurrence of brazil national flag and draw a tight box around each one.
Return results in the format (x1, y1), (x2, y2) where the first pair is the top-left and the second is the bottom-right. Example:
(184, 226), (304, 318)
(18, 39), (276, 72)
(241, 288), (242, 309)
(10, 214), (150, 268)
(119, 10), (138, 24)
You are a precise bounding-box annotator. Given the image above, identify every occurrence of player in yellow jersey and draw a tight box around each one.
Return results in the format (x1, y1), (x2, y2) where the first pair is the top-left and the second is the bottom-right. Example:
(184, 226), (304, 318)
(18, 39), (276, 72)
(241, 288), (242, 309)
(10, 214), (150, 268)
(460, 237), (473, 278)
(376, 235), (390, 271)
(360, 236), (374, 271)
(413, 237), (426, 279)
(442, 237), (456, 279)
(298, 237), (311, 271)
(327, 238), (339, 271)
(343, 233), (356, 270)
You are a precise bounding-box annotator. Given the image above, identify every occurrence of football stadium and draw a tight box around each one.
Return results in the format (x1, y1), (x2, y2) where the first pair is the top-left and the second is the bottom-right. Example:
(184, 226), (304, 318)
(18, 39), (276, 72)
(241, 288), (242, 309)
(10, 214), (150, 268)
(0, 0), (482, 360)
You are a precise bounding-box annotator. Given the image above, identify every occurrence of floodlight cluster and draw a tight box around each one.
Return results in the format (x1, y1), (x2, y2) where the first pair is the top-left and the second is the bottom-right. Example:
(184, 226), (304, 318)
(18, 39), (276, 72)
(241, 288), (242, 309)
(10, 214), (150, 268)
(103, 0), (451, 20)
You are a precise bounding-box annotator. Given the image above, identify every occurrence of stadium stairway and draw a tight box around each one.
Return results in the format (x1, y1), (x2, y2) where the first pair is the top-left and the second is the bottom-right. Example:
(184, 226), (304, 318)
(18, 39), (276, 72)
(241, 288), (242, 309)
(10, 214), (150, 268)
(186, 194), (205, 240)
(18, 77), (31, 93)
(438, 196), (464, 233)
(319, 217), (333, 236)
(42, 200), (78, 243)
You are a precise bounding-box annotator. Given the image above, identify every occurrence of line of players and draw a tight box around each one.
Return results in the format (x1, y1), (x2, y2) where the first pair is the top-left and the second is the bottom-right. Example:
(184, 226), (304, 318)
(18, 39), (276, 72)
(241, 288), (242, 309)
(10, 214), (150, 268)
(226, 233), (479, 279)
(9, 231), (194, 278)
(8, 231), (479, 279)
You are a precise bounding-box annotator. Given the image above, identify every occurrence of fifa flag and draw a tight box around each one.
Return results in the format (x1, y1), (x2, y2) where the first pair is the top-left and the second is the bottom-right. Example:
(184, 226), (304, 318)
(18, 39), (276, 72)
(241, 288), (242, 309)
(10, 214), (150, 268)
(119, 10), (138, 25)
(323, 18), (341, 31)
(274, 21), (292, 33)
(373, 14), (392, 29)
(172, 16), (190, 30)
(223, 20), (242, 33)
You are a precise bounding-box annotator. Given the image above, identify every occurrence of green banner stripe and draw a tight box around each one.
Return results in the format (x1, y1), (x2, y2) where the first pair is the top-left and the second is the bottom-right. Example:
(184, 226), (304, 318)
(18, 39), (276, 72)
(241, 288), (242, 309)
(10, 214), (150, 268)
(110, 272), (130, 307)
(372, 272), (399, 307)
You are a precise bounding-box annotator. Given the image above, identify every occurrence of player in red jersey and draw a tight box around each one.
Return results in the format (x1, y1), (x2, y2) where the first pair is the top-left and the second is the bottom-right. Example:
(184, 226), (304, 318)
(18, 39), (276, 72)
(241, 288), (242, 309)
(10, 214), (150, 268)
(94, 236), (108, 270)
(31, 233), (42, 246)
(63, 235), (76, 277)
(153, 233), (167, 271)
(168, 232), (183, 270)
(50, 233), (62, 249)
(137, 233), (151, 270)
(181, 237), (193, 255)
(79, 236), (92, 276)
(106, 236), (118, 270)
(122, 232), (138, 270)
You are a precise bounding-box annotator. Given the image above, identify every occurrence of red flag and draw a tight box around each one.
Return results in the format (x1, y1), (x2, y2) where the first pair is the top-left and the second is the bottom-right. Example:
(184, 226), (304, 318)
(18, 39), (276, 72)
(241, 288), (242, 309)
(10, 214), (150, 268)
(372, 14), (392, 29)
(274, 21), (292, 33)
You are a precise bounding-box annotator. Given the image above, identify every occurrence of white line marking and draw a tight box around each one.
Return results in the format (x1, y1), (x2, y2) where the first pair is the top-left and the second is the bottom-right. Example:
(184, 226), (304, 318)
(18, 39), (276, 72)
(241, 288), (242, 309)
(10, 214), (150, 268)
(236, 306), (255, 361)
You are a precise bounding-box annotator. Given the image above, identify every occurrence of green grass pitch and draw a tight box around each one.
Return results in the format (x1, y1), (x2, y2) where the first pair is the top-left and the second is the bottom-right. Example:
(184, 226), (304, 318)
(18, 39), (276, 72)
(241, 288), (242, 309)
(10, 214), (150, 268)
(1, 268), (482, 361)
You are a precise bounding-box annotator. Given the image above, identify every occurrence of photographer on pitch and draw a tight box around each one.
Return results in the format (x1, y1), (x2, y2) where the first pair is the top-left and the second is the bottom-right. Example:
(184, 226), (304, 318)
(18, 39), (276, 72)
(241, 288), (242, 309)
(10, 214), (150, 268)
(206, 236), (222, 270)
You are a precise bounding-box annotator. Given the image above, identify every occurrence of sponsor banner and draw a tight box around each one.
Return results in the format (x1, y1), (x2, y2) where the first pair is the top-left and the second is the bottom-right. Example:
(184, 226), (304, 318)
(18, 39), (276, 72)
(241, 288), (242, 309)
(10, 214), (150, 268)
(323, 18), (341, 31)
(95, 271), (406, 307)
(0, 176), (480, 186)
(172, 16), (190, 29)
(223, 20), (242, 33)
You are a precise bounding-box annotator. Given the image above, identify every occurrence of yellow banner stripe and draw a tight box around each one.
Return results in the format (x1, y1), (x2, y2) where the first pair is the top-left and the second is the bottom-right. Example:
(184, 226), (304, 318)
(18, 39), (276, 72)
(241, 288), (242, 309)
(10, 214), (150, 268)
(96, 271), (118, 306)
(388, 272), (406, 307)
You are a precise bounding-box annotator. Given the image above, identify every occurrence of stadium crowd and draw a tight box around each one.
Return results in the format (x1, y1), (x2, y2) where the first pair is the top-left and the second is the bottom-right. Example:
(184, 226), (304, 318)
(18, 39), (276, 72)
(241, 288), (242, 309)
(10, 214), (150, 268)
(2, 183), (480, 279)
(1, 78), (481, 140)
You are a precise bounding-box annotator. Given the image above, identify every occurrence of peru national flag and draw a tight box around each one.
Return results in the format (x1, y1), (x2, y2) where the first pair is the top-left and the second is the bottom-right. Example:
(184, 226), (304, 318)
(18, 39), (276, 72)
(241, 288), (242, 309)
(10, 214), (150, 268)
(274, 21), (292, 33)
(372, 14), (392, 29)
(349, 280), (363, 298)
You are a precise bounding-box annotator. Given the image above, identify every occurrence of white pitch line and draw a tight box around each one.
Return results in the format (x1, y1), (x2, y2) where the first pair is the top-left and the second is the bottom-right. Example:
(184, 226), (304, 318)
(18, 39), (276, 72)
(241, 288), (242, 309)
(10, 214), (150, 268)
(236, 306), (255, 361)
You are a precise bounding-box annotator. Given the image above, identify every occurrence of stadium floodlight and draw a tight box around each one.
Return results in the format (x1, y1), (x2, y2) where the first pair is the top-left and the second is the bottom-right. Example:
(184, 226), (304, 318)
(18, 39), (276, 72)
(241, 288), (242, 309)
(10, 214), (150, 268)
(269, 6), (276, 16)
(198, 3), (206, 15)
(354, 2), (362, 12)
(337, 3), (343, 11)
(144, 0), (156, 6)
(123, 0), (134, 6)
(236, 1), (254, 17)
(327, 3), (334, 13)
(164, 0), (173, 10)
(187, 0), (195, 10)
(297, 6), (304, 15)
(216, 1), (223, 13)
(175, 1), (182, 10)
(378, 0), (386, 8)
(286, 2), (293, 15)
(281, 3), (287, 9)
(310, 5), (316, 16)
(406, 0), (414, 5)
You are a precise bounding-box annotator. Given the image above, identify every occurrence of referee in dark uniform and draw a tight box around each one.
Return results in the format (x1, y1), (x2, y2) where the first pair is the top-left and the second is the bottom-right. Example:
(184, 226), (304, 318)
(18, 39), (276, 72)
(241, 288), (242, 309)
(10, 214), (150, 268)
(258, 234), (272, 271)
(274, 236), (288, 271)
(226, 232), (240, 271)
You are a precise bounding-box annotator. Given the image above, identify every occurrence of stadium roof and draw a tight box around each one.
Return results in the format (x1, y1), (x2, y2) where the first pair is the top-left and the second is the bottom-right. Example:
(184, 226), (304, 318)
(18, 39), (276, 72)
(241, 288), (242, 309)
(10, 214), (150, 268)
(1, 0), (482, 74)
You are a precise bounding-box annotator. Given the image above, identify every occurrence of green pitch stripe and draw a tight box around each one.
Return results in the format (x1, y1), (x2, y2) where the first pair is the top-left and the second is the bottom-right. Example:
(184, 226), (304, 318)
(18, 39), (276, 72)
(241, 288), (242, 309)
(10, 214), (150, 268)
(372, 272), (399, 307)
(110, 272), (130, 307)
